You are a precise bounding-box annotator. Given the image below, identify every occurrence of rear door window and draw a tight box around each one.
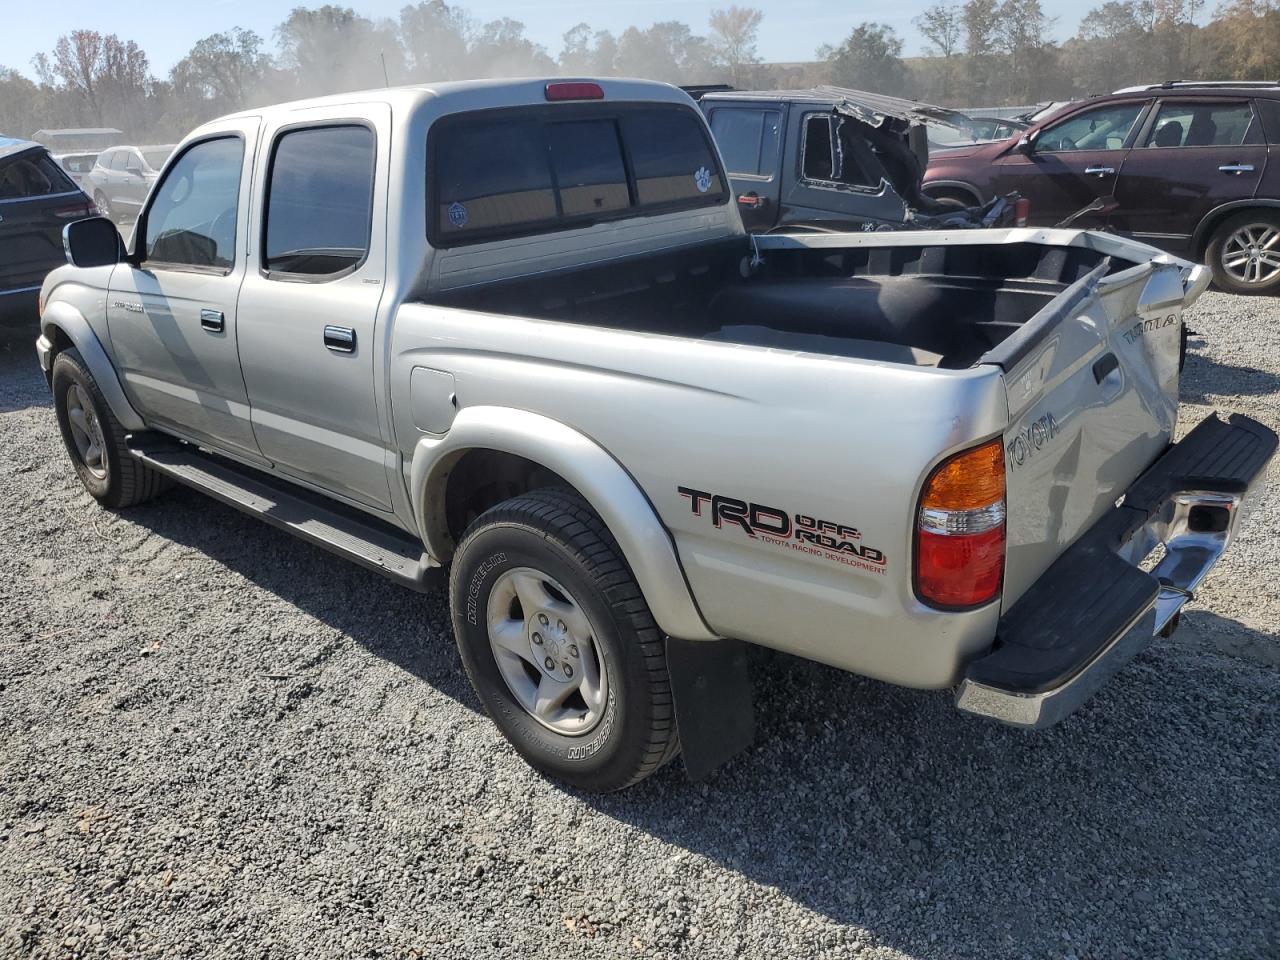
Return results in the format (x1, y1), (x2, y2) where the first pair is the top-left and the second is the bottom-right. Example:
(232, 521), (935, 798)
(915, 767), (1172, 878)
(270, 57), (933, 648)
(264, 124), (376, 278)
(1142, 101), (1260, 147)
(709, 107), (783, 176)
(432, 104), (725, 245)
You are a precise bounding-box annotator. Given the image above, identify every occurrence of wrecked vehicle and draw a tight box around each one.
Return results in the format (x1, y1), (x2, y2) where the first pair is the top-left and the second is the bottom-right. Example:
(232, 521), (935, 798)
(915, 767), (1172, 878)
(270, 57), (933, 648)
(38, 78), (1275, 792)
(695, 85), (1020, 233)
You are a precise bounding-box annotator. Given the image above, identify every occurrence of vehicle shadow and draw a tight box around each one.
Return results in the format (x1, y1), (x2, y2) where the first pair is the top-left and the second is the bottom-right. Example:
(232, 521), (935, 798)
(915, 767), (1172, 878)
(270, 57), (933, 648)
(117, 487), (1277, 957)
(1181, 338), (1280, 402)
(121, 486), (483, 713)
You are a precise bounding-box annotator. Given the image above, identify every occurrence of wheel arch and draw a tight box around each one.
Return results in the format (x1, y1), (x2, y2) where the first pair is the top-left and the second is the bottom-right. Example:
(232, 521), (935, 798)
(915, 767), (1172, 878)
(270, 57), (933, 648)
(409, 405), (717, 642)
(1193, 200), (1280, 258)
(39, 300), (146, 431)
(921, 179), (984, 205)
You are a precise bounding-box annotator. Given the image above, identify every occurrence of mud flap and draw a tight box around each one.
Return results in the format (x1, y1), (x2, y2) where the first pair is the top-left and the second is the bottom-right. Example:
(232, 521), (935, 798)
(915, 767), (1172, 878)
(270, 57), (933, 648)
(666, 637), (755, 781)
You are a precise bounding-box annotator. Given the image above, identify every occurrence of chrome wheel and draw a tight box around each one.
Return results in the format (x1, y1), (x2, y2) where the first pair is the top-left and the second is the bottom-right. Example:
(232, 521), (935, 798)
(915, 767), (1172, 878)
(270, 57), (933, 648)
(1221, 223), (1280, 285)
(485, 567), (609, 736)
(65, 383), (108, 480)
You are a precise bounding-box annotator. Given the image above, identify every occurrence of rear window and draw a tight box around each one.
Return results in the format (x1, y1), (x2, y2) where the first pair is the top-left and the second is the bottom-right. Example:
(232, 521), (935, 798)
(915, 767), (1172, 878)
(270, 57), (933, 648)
(0, 150), (77, 199)
(431, 104), (726, 246)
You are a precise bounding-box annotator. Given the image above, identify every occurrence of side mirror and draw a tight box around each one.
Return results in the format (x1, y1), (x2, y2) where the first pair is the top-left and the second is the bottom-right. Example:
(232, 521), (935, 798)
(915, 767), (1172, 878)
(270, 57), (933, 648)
(63, 216), (123, 268)
(1014, 136), (1035, 155)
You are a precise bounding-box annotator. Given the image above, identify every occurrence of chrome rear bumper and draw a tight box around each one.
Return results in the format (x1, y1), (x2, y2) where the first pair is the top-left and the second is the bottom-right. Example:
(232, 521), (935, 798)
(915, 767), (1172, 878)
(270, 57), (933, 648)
(956, 413), (1275, 729)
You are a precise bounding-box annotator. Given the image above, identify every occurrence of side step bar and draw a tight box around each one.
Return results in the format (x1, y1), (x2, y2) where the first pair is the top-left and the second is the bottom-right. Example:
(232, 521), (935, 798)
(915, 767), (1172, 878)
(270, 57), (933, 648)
(127, 435), (439, 591)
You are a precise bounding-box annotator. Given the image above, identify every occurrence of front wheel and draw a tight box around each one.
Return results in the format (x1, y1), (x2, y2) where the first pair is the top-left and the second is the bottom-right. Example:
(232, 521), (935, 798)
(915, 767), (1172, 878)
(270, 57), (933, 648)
(1205, 212), (1280, 294)
(52, 348), (170, 508)
(93, 190), (112, 220)
(449, 489), (678, 792)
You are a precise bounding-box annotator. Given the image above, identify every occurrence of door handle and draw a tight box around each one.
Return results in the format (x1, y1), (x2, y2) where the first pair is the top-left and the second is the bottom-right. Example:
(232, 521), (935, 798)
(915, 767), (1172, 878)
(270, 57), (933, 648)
(1219, 164), (1255, 174)
(737, 192), (766, 209)
(324, 325), (356, 353)
(1093, 351), (1119, 385)
(1084, 166), (1115, 177)
(199, 308), (224, 333)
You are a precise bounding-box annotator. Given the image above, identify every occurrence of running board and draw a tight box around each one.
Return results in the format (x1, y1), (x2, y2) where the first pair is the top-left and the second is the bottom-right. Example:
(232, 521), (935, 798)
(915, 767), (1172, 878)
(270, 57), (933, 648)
(127, 435), (439, 591)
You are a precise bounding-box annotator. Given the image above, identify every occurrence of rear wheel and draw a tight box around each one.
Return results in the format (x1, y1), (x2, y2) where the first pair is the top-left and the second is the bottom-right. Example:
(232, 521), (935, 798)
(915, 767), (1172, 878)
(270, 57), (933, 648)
(52, 348), (170, 508)
(449, 489), (678, 792)
(1205, 212), (1280, 294)
(93, 190), (112, 220)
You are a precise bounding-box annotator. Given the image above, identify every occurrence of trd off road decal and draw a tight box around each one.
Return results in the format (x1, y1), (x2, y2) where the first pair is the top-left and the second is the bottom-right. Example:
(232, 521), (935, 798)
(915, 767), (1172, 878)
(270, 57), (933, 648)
(677, 487), (887, 575)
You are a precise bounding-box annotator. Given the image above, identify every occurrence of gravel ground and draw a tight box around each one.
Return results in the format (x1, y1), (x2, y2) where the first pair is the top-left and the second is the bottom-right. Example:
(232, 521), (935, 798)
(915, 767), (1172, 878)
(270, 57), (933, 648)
(1, 292), (1278, 960)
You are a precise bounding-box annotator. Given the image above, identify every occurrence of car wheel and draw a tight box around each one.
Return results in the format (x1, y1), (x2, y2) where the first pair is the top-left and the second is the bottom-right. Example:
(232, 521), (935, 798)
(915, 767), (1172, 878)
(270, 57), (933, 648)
(93, 190), (112, 220)
(923, 187), (978, 208)
(52, 348), (171, 508)
(449, 488), (678, 792)
(1206, 212), (1280, 294)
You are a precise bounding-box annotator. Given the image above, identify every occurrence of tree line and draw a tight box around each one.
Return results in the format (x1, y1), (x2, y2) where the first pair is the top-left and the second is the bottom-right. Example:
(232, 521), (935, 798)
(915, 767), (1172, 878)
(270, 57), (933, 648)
(1, 0), (1277, 144)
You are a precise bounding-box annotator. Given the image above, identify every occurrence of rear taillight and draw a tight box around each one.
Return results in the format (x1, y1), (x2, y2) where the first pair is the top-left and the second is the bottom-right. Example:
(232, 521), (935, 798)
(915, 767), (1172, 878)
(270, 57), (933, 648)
(52, 203), (92, 220)
(1014, 196), (1030, 227)
(915, 439), (1005, 608)
(545, 81), (604, 101)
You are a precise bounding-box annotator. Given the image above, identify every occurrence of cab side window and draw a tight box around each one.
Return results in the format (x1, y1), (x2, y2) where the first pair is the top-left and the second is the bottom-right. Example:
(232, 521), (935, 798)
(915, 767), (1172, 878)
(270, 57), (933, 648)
(143, 136), (244, 270)
(801, 114), (878, 188)
(709, 108), (782, 177)
(264, 125), (376, 278)
(1036, 103), (1145, 152)
(802, 115), (834, 180)
(1143, 102), (1261, 148)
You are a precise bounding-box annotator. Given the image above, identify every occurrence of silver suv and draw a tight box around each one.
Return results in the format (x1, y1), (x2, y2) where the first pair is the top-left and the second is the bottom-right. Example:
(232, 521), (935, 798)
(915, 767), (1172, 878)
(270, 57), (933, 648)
(85, 144), (174, 221)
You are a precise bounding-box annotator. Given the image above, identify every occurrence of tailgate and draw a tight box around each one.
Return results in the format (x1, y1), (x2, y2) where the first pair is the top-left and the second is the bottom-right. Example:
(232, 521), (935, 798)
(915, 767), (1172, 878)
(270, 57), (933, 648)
(989, 253), (1211, 608)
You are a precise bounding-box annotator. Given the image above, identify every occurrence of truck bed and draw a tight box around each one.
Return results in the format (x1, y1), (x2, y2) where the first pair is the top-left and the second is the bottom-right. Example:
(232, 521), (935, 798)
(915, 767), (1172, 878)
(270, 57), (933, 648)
(429, 234), (1115, 369)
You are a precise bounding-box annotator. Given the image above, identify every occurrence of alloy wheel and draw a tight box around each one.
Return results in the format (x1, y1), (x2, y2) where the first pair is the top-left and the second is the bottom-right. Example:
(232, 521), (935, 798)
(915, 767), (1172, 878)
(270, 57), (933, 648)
(1221, 223), (1280, 285)
(65, 383), (108, 480)
(485, 566), (609, 736)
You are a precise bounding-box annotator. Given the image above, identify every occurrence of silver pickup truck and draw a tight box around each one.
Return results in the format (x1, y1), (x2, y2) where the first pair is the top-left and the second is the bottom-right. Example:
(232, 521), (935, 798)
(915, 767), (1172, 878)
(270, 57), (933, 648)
(36, 78), (1276, 792)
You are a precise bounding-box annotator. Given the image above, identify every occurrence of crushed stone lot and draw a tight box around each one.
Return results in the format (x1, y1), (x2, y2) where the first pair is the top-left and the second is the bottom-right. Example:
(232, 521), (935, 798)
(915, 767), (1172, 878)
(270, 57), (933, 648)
(1, 291), (1278, 960)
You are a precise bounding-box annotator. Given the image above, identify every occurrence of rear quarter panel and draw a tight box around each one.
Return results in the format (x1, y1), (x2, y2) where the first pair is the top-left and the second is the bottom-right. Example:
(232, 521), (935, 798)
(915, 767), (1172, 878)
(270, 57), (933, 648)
(390, 304), (1010, 688)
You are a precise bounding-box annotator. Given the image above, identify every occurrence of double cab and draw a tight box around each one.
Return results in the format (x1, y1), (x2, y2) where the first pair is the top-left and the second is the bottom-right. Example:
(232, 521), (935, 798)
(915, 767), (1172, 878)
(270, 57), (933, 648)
(37, 78), (1275, 791)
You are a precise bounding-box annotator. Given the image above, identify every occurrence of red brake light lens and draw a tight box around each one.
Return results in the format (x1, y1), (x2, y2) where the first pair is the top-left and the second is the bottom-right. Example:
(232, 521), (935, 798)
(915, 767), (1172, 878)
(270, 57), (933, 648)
(545, 81), (604, 101)
(915, 439), (1006, 608)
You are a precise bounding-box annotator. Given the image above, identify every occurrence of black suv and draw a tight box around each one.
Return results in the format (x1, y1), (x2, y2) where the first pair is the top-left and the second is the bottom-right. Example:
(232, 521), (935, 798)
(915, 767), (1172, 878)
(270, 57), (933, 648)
(926, 81), (1280, 293)
(0, 138), (95, 327)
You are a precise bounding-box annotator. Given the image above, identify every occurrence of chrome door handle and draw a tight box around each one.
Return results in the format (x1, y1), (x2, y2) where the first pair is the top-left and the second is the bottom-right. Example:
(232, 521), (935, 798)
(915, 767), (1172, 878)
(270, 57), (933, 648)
(199, 308), (224, 332)
(1084, 166), (1115, 177)
(324, 325), (356, 353)
(1219, 164), (1255, 174)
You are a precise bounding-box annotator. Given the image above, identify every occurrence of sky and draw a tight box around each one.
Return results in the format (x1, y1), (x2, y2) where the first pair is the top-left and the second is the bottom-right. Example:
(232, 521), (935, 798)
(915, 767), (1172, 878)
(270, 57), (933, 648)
(0, 0), (1088, 77)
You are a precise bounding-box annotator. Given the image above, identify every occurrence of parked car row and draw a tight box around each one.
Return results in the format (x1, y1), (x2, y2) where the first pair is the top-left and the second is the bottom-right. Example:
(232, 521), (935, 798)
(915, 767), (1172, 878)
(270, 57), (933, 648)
(924, 81), (1280, 293)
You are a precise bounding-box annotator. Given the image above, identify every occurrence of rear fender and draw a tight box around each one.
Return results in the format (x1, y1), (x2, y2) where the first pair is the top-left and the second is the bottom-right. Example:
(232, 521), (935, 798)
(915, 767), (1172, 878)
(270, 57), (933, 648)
(409, 405), (717, 642)
(39, 299), (145, 431)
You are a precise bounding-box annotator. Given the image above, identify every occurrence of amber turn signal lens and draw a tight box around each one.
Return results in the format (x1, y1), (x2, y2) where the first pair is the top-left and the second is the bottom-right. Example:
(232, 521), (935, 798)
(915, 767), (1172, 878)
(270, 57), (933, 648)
(915, 439), (1006, 609)
(920, 440), (1005, 511)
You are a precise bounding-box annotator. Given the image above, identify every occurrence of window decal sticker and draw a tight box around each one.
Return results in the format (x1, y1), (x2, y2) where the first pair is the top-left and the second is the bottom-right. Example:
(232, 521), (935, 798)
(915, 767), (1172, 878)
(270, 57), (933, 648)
(447, 201), (468, 228)
(694, 166), (712, 193)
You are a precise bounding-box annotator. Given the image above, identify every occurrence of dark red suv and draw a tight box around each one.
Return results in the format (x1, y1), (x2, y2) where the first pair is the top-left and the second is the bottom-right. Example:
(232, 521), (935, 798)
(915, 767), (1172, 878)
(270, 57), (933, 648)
(924, 82), (1280, 293)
